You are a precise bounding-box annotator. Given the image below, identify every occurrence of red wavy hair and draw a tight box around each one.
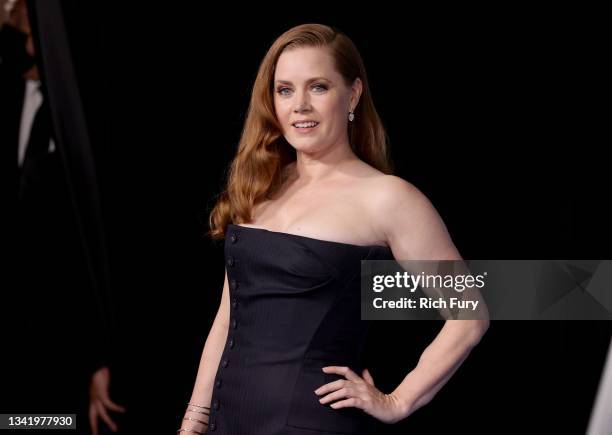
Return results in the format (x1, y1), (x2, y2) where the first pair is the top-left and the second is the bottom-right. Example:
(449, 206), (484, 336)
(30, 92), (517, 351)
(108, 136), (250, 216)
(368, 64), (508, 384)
(207, 23), (393, 240)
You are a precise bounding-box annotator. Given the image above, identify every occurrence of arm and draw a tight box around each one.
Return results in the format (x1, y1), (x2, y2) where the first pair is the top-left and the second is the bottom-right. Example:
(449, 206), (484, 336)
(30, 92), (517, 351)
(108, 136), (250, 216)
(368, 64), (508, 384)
(179, 269), (231, 434)
(379, 176), (489, 418)
(392, 319), (486, 416)
(316, 176), (489, 424)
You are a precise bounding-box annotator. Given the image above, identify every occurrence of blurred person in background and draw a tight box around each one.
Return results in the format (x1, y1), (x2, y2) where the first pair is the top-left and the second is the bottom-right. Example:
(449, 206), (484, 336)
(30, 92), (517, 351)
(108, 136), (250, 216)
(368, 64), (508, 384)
(1, 1), (124, 433)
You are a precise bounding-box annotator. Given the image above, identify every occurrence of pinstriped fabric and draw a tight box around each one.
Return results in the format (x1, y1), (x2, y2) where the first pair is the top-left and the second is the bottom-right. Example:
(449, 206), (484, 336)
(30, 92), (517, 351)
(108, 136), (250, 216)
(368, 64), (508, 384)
(207, 224), (394, 434)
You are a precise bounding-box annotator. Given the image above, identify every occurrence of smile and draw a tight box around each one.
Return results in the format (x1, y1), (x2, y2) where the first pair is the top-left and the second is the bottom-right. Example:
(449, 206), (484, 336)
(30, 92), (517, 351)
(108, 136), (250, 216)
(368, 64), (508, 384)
(292, 121), (320, 129)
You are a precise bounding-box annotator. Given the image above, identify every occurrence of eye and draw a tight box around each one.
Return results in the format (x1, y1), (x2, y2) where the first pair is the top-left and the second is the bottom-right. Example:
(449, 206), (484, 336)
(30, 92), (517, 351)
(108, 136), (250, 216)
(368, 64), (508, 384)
(276, 87), (293, 96)
(311, 84), (328, 93)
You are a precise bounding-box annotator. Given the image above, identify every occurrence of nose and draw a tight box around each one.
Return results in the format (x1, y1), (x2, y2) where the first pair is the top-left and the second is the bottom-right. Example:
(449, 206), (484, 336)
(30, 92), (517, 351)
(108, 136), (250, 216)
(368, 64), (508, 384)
(294, 91), (312, 113)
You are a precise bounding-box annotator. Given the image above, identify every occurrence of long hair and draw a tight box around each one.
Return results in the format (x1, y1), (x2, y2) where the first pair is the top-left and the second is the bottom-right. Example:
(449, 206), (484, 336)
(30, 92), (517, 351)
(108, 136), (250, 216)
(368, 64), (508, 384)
(207, 23), (393, 240)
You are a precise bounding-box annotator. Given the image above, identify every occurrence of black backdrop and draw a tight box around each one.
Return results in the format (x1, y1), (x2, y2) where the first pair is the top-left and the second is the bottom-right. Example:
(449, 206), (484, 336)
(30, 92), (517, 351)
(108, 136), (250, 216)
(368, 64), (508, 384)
(9, 2), (612, 434)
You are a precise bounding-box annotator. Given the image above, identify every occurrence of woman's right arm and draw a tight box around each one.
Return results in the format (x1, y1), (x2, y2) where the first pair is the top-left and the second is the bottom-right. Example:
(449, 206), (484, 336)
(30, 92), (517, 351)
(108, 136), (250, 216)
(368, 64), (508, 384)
(179, 269), (230, 434)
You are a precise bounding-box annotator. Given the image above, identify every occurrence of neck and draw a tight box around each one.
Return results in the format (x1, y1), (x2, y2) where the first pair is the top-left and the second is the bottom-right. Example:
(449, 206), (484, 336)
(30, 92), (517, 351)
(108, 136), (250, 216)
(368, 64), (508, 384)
(293, 139), (359, 184)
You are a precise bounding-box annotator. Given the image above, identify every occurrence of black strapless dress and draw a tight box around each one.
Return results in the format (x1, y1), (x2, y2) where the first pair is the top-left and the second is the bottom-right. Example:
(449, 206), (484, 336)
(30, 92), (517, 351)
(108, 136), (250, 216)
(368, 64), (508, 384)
(207, 224), (394, 434)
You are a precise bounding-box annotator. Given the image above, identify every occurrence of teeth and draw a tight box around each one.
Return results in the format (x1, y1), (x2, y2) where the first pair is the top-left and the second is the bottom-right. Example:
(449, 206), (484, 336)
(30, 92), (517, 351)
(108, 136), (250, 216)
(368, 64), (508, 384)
(294, 121), (318, 128)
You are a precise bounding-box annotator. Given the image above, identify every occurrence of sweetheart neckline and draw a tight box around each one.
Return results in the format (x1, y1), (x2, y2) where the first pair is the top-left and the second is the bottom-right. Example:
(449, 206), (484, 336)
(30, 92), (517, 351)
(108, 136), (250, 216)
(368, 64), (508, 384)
(228, 224), (392, 251)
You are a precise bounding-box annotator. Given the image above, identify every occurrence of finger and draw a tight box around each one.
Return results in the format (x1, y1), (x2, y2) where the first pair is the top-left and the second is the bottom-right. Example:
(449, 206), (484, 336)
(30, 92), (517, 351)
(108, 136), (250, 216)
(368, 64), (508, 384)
(102, 396), (126, 413)
(322, 366), (360, 381)
(95, 400), (118, 432)
(330, 397), (362, 410)
(89, 403), (99, 435)
(362, 368), (375, 387)
(318, 386), (357, 405)
(314, 379), (346, 395)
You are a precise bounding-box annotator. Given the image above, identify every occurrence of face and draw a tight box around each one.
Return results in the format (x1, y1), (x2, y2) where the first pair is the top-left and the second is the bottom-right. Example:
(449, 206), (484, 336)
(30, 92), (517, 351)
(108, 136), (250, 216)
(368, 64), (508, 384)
(8, 0), (38, 79)
(273, 46), (361, 154)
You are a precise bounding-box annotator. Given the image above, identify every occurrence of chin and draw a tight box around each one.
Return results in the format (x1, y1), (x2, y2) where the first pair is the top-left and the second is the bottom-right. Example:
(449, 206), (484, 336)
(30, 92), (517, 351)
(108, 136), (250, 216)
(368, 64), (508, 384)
(288, 139), (324, 153)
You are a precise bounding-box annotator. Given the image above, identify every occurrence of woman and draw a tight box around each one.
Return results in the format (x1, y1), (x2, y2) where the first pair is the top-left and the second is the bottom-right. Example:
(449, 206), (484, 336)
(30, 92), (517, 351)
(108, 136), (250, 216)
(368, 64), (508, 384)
(179, 23), (488, 434)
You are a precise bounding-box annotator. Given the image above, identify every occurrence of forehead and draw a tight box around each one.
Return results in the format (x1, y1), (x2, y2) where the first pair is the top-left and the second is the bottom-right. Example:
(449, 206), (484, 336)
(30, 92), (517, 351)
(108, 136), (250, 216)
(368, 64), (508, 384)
(274, 46), (340, 82)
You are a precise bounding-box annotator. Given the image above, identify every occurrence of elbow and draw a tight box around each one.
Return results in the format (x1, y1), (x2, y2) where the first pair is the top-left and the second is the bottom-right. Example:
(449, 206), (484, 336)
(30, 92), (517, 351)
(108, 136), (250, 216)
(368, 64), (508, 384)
(477, 318), (490, 332)
(467, 319), (489, 346)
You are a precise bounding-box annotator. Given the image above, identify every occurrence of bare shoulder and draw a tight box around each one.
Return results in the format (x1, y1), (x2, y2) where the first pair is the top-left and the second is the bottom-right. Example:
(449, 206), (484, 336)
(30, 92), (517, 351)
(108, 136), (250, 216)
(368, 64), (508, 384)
(375, 174), (422, 196)
(363, 174), (431, 214)
(363, 174), (461, 260)
(338, 162), (430, 218)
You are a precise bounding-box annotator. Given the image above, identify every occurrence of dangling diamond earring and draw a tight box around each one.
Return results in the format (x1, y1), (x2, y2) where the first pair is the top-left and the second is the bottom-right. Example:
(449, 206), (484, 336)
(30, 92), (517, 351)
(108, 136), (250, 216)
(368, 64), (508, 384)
(348, 111), (355, 122)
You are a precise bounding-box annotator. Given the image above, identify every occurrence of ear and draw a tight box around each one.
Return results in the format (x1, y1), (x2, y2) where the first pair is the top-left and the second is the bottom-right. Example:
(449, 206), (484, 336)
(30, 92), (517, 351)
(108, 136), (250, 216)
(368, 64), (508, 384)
(350, 77), (363, 112)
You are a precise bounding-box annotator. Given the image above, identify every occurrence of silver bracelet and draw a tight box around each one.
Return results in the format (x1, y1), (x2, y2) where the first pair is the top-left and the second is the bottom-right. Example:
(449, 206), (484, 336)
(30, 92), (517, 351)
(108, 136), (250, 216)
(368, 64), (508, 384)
(183, 416), (208, 426)
(187, 402), (210, 409)
(186, 407), (210, 415)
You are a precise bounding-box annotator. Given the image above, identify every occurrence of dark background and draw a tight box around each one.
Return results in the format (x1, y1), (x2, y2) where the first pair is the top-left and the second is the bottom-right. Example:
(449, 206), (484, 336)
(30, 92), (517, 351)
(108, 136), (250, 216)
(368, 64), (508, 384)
(7, 2), (612, 434)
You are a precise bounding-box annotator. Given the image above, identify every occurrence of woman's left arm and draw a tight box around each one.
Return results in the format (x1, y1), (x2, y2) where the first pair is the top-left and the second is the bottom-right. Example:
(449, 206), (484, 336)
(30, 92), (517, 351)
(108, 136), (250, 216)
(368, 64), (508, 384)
(315, 176), (489, 423)
(388, 318), (488, 420)
(380, 176), (489, 419)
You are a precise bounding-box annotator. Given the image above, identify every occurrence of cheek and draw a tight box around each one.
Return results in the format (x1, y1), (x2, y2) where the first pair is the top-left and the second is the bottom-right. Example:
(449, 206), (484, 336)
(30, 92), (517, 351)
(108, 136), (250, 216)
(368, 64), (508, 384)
(321, 100), (346, 132)
(274, 99), (292, 123)
(319, 97), (344, 119)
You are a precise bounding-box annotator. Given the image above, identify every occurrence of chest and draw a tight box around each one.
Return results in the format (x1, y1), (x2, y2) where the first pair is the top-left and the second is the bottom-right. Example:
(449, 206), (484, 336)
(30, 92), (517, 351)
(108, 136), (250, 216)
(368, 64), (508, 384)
(250, 186), (382, 247)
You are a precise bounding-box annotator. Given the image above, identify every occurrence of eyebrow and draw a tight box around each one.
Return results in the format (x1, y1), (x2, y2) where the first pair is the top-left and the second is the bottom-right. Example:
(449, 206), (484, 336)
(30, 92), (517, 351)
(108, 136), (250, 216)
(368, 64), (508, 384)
(275, 77), (331, 85)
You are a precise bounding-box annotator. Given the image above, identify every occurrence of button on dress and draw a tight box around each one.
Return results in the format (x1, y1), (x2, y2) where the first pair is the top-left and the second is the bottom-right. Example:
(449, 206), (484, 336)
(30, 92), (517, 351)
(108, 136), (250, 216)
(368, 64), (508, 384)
(208, 224), (394, 434)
